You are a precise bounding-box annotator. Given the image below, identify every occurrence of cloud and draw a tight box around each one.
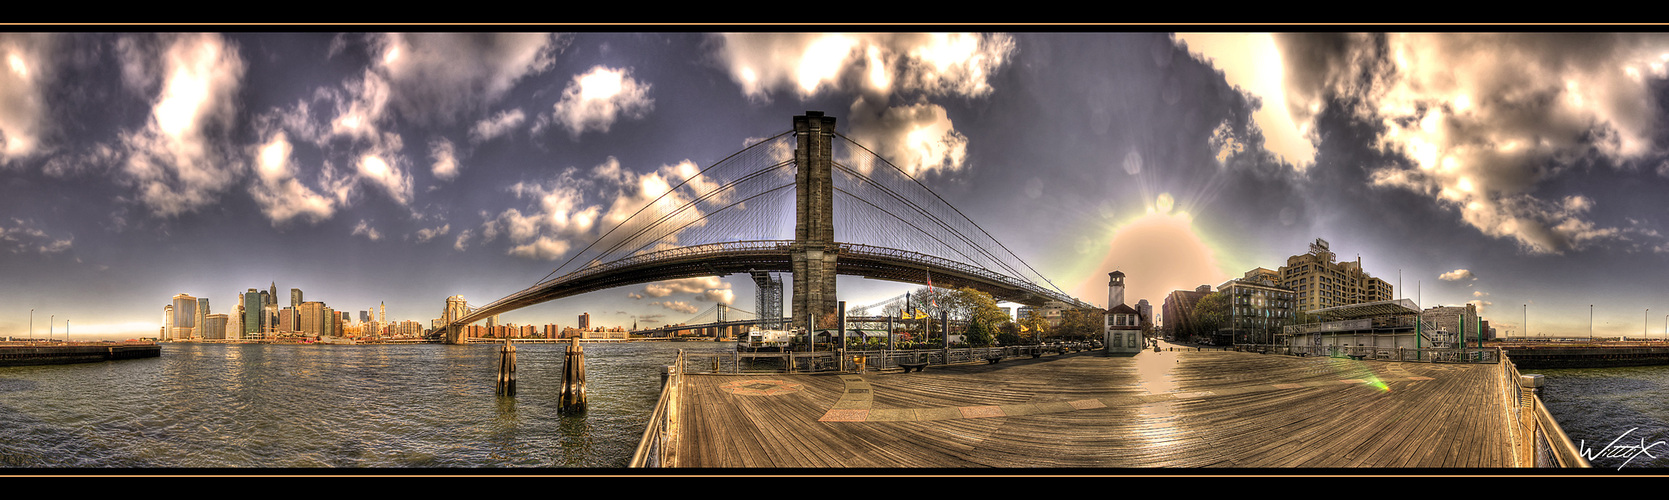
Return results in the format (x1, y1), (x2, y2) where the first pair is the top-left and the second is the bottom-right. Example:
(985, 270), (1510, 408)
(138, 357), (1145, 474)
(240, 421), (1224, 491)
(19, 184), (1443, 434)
(1177, 33), (1318, 168)
(638, 277), (733, 304)
(0, 34), (56, 164)
(429, 137), (460, 181)
(373, 33), (561, 126)
(651, 300), (699, 314)
(1467, 299), (1493, 316)
(1276, 33), (1669, 254)
(470, 109), (525, 143)
(0, 219), (71, 255)
(356, 153), (412, 205)
(453, 228), (472, 251)
(627, 292), (645, 300)
(351, 219), (381, 241)
(549, 66), (653, 138)
(1438, 269), (1475, 281)
(415, 223), (449, 243)
(117, 34), (247, 217)
(488, 156), (719, 262)
(248, 131), (336, 225)
(845, 97), (967, 177)
(712, 34), (1014, 178)
(714, 33), (1013, 101)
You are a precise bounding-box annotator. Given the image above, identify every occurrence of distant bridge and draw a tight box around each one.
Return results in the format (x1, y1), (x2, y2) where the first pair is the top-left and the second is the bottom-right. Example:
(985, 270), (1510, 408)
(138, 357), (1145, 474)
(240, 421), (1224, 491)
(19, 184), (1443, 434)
(442, 112), (1089, 343)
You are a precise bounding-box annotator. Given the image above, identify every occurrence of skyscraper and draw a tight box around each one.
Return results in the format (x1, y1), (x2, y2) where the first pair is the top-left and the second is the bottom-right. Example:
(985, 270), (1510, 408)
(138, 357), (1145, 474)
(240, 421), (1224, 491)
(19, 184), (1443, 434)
(171, 293), (197, 339)
(244, 289), (262, 337)
(196, 297), (210, 340)
(291, 288), (303, 308)
(579, 312), (591, 331)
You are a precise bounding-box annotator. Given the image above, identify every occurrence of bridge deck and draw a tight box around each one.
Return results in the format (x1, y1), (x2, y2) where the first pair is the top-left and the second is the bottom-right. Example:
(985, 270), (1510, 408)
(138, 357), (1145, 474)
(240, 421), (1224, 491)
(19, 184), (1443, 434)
(673, 341), (1517, 468)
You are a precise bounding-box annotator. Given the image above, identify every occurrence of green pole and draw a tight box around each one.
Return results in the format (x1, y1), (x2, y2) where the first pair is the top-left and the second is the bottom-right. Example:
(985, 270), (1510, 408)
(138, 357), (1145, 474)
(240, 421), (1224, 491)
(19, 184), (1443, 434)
(1459, 314), (1466, 351)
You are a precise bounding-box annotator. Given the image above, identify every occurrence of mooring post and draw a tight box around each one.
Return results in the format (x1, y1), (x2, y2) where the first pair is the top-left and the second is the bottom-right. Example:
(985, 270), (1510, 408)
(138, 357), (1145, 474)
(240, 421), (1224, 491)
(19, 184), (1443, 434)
(497, 337), (517, 396)
(560, 336), (587, 412)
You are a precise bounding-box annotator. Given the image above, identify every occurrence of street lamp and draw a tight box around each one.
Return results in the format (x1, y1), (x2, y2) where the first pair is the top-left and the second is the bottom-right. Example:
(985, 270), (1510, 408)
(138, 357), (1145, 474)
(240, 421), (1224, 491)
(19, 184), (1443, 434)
(28, 309), (32, 341)
(1589, 305), (1594, 341)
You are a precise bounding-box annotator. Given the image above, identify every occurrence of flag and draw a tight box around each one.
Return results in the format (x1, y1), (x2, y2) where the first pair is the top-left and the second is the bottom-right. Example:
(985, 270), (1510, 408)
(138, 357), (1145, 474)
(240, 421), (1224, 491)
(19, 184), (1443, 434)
(928, 269), (937, 308)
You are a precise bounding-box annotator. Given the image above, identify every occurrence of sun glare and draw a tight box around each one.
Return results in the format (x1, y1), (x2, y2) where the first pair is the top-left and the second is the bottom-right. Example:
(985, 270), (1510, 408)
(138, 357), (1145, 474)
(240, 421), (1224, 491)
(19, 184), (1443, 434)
(1080, 194), (1228, 308)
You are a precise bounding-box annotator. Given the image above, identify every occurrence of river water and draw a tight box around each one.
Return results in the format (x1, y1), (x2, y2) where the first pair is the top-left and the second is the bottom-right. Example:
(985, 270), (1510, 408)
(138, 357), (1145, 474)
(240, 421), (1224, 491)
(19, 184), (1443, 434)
(0, 341), (727, 469)
(1537, 365), (1669, 470)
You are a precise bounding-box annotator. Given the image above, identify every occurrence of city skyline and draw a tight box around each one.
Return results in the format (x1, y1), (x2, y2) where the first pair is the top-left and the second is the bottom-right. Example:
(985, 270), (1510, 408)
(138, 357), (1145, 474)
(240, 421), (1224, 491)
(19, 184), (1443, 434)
(5, 32), (1669, 340)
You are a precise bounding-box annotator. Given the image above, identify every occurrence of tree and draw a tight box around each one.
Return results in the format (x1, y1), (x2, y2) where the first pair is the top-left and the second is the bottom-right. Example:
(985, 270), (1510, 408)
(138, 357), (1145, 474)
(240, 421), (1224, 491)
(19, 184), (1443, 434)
(965, 318), (995, 347)
(1057, 308), (1104, 341)
(1018, 315), (1049, 344)
(1189, 292), (1229, 341)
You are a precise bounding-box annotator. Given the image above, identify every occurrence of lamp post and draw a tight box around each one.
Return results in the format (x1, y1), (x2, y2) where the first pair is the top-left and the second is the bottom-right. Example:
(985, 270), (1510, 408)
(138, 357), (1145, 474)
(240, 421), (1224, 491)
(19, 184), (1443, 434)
(28, 309), (33, 341)
(48, 314), (53, 342)
(1589, 305), (1594, 341)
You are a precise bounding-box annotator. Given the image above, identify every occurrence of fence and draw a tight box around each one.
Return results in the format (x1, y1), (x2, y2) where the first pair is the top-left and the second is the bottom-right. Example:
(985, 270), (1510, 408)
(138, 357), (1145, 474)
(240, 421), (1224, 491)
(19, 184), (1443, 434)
(1231, 343), (1501, 363)
(628, 349), (685, 468)
(1501, 351), (1589, 468)
(682, 343), (1096, 374)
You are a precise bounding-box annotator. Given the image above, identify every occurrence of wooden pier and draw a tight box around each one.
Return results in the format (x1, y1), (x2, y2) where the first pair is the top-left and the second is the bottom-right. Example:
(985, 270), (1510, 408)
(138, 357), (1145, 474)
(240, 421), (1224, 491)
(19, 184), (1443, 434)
(659, 340), (1538, 468)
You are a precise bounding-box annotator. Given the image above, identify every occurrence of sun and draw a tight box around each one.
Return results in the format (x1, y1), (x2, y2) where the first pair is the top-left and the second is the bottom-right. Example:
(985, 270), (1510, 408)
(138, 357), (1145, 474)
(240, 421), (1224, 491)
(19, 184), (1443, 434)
(1077, 193), (1230, 309)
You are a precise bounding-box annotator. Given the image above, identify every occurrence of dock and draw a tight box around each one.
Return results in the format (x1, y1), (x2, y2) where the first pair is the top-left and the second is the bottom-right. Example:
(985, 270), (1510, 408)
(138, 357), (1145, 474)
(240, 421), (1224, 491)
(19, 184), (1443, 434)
(0, 342), (161, 367)
(650, 340), (1574, 468)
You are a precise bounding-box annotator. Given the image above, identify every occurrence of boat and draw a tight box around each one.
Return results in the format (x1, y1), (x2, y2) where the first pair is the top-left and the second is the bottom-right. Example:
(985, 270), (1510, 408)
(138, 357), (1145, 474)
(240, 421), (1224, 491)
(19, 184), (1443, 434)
(317, 335), (357, 345)
(738, 329), (793, 352)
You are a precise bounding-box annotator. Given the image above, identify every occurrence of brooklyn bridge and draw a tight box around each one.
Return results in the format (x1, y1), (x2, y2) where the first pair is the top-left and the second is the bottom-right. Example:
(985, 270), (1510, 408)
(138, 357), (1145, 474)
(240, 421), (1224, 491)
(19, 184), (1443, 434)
(438, 112), (1092, 343)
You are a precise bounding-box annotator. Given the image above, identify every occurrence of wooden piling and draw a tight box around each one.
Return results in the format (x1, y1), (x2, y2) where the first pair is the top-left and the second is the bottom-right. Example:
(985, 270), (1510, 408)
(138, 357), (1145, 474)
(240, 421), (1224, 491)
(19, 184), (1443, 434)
(497, 338), (517, 396)
(560, 336), (587, 412)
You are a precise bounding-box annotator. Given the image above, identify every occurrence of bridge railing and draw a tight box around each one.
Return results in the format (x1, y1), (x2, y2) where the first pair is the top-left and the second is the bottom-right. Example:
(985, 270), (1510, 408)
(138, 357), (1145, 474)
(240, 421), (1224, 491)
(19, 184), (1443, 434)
(838, 243), (1086, 307)
(1500, 351), (1589, 468)
(629, 349), (685, 468)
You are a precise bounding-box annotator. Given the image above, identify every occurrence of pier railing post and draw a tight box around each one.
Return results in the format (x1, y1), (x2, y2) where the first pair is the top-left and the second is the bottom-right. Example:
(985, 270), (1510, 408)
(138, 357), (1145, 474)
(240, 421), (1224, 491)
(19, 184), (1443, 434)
(496, 338), (517, 396)
(560, 336), (587, 412)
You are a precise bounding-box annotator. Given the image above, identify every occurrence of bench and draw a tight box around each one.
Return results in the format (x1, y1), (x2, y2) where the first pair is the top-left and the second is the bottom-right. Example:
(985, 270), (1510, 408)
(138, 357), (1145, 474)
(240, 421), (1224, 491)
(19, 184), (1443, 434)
(985, 355), (1003, 364)
(1347, 354), (1367, 361)
(899, 361), (928, 373)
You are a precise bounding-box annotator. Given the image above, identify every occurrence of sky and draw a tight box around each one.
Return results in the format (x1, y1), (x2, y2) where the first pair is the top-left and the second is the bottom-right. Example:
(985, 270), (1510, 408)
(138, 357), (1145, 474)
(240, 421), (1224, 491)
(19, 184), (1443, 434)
(4, 31), (1669, 340)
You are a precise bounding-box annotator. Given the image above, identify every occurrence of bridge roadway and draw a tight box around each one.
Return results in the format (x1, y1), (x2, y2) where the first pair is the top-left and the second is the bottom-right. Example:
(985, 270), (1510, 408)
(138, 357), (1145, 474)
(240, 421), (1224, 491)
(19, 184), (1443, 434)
(672, 340), (1519, 468)
(451, 240), (1087, 330)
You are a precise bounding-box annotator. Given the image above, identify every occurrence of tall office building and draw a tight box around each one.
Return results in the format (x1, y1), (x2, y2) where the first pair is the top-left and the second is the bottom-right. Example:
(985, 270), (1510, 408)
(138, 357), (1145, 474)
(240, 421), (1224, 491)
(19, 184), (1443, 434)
(197, 297), (210, 340)
(579, 312), (591, 331)
(162, 304), (173, 341)
(269, 282), (277, 304)
(299, 302), (326, 337)
(171, 293), (198, 339)
(291, 288), (303, 308)
(1278, 238), (1392, 312)
(203, 314), (228, 340)
(244, 289), (264, 337)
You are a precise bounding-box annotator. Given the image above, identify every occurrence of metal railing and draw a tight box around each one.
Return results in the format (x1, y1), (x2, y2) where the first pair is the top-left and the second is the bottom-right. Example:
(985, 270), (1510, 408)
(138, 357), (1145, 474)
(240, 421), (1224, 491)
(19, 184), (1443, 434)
(1500, 352), (1589, 468)
(1234, 344), (1502, 363)
(682, 343), (1095, 374)
(629, 349), (685, 468)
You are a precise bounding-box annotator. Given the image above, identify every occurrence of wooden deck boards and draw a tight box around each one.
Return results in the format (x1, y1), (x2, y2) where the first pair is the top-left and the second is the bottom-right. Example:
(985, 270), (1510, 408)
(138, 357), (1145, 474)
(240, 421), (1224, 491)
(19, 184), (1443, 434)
(673, 343), (1519, 468)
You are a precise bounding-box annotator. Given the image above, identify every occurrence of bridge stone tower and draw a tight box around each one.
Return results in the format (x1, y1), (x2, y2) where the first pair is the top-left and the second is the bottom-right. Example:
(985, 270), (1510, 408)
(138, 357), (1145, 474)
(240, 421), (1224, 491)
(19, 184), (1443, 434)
(792, 111), (840, 331)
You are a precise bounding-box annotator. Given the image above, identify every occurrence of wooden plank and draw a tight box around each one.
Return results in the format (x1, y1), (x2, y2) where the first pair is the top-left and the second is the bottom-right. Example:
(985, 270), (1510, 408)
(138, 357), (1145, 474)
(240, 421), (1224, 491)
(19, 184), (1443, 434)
(672, 347), (1523, 468)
